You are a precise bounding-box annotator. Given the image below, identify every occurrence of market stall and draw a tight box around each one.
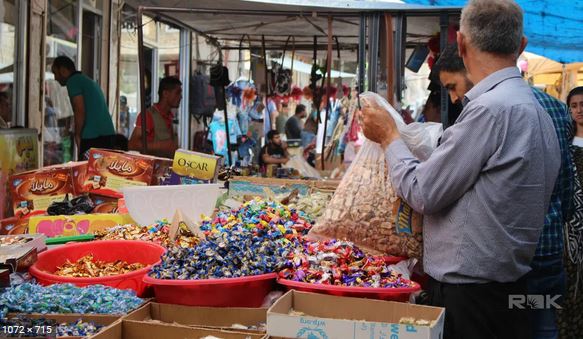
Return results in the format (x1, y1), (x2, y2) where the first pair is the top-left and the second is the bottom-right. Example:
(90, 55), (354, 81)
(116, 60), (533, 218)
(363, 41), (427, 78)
(0, 1), (461, 338)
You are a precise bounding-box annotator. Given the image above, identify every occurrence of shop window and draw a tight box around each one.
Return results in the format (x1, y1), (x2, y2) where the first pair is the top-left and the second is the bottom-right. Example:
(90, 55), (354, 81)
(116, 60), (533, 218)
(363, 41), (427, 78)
(44, 0), (78, 165)
(118, 10), (181, 140)
(0, 1), (17, 128)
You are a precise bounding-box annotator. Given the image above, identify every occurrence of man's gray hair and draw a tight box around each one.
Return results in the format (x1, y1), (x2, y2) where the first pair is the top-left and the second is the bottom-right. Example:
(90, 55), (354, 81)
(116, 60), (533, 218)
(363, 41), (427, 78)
(460, 0), (523, 56)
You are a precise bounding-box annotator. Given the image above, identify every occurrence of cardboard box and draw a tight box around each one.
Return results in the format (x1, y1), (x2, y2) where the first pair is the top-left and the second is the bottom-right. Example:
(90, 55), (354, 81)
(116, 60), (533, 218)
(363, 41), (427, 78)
(125, 302), (266, 333)
(0, 247), (37, 273)
(267, 291), (445, 339)
(27, 213), (135, 238)
(91, 320), (266, 339)
(171, 149), (221, 182)
(0, 215), (30, 235)
(0, 234), (47, 253)
(5, 313), (120, 339)
(9, 167), (75, 216)
(90, 193), (120, 214)
(84, 149), (172, 194)
(8, 162), (88, 217)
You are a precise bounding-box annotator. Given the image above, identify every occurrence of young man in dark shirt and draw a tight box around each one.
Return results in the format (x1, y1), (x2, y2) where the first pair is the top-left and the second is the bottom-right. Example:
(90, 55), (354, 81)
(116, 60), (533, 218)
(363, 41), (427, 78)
(259, 130), (289, 168)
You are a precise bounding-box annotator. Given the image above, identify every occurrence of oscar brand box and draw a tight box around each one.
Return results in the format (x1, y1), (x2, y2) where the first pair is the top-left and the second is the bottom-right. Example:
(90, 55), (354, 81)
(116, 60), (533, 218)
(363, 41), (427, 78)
(27, 213), (135, 238)
(267, 291), (445, 339)
(84, 149), (172, 193)
(171, 149), (220, 182)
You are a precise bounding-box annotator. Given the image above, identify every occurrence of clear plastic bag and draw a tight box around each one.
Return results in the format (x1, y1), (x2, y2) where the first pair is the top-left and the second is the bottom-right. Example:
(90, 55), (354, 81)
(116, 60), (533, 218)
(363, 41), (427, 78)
(309, 138), (423, 258)
(359, 92), (443, 161)
(309, 92), (442, 258)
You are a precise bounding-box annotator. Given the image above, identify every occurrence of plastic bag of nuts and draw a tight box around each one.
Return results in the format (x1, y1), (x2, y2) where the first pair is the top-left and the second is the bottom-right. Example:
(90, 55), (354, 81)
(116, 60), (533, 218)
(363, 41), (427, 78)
(309, 92), (441, 259)
(309, 138), (423, 258)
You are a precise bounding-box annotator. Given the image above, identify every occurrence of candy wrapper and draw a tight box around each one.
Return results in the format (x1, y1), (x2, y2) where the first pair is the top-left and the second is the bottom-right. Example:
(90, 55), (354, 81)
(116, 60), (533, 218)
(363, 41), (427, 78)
(0, 283), (143, 318)
(307, 92), (444, 259)
(278, 239), (415, 288)
(53, 254), (146, 278)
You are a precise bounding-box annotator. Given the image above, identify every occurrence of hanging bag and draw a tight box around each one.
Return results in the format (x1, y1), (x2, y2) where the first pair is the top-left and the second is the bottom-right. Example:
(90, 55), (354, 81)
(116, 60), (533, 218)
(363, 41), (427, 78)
(273, 36), (295, 97)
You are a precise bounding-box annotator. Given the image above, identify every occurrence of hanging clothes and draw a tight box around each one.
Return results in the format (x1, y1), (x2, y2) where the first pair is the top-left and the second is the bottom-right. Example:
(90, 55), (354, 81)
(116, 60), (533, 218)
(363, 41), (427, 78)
(208, 114), (242, 163)
(263, 98), (278, 135)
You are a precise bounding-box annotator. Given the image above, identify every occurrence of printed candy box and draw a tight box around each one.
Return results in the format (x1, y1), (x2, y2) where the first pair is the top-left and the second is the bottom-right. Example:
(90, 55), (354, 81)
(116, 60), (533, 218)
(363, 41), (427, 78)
(8, 162), (88, 217)
(83, 149), (171, 194)
(27, 214), (135, 238)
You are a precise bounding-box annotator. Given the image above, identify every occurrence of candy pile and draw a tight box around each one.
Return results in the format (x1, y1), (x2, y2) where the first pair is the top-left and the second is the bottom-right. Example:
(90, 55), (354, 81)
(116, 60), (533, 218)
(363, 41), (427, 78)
(0, 283), (143, 318)
(149, 228), (296, 279)
(280, 191), (333, 220)
(278, 239), (415, 288)
(150, 199), (311, 280)
(53, 254), (146, 278)
(95, 220), (200, 248)
(56, 319), (105, 337)
(200, 199), (312, 237)
(94, 221), (172, 246)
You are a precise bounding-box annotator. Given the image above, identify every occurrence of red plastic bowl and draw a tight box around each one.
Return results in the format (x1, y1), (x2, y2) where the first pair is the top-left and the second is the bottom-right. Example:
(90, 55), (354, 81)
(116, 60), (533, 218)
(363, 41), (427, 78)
(382, 256), (406, 265)
(277, 278), (421, 302)
(143, 273), (277, 307)
(29, 240), (166, 297)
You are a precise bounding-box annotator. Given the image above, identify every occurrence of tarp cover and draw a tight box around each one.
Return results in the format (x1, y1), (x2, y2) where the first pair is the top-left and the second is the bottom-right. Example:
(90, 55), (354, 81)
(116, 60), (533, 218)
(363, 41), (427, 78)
(404, 0), (583, 63)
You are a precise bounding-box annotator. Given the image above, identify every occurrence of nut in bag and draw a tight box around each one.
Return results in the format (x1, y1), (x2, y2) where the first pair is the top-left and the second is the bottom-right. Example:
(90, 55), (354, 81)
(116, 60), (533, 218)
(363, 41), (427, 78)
(309, 92), (440, 259)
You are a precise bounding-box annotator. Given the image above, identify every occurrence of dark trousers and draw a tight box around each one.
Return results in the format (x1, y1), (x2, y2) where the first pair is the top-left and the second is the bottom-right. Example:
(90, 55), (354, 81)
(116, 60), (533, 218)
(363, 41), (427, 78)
(526, 254), (565, 339)
(428, 276), (531, 339)
(79, 135), (116, 160)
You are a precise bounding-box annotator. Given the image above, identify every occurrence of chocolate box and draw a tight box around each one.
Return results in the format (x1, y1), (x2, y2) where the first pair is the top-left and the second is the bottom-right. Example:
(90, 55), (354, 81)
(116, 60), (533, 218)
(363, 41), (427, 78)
(8, 162), (89, 217)
(84, 149), (172, 194)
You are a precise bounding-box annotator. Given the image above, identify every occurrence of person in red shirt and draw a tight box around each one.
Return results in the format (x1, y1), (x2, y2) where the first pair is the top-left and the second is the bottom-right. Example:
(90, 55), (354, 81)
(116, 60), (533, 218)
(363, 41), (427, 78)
(129, 77), (181, 158)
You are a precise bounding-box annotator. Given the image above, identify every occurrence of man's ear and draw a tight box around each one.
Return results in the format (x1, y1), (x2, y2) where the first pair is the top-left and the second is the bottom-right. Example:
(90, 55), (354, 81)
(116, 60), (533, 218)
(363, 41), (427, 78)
(518, 36), (528, 55)
(456, 31), (466, 57)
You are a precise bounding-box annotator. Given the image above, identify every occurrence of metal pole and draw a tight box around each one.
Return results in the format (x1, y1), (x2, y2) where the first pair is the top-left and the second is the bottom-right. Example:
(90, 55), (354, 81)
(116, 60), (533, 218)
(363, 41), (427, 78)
(358, 14), (366, 92)
(137, 7), (148, 153)
(368, 13), (380, 93)
(439, 13), (450, 129)
(321, 16), (333, 170)
(394, 14), (404, 102)
(179, 29), (191, 150)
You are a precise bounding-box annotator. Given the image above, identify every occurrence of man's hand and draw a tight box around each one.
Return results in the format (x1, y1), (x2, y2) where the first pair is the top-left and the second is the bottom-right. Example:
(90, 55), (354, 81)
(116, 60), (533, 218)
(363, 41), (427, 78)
(361, 97), (400, 149)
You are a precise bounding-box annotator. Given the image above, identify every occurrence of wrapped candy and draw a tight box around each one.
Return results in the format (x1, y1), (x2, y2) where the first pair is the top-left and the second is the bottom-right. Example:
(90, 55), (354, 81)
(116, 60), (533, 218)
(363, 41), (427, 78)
(56, 320), (104, 337)
(149, 224), (297, 280)
(94, 220), (200, 248)
(278, 239), (415, 288)
(149, 199), (311, 280)
(0, 283), (143, 318)
(53, 254), (146, 278)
